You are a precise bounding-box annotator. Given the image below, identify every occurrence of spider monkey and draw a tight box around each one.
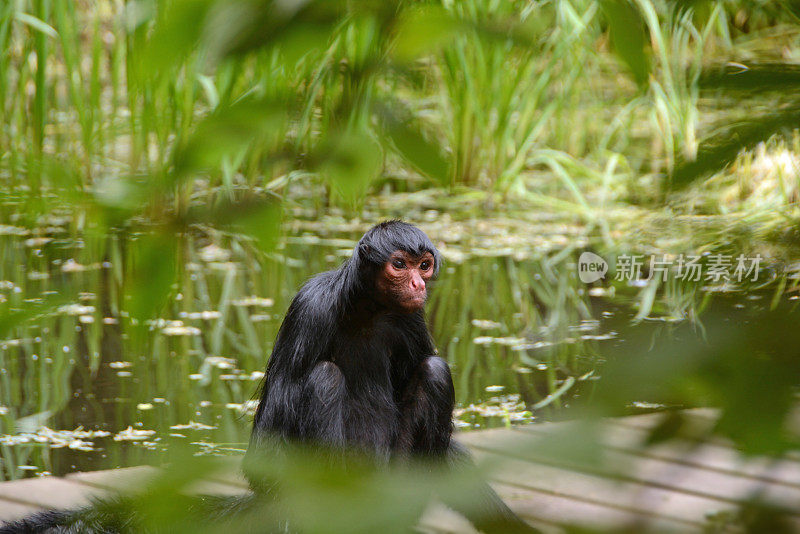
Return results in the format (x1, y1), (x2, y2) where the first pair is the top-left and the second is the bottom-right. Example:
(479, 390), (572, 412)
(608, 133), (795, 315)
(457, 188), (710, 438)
(1, 221), (536, 534)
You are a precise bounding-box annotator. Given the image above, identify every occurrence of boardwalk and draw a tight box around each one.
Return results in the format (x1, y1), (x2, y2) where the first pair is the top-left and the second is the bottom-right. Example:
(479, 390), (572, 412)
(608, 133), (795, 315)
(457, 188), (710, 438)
(1, 410), (798, 532)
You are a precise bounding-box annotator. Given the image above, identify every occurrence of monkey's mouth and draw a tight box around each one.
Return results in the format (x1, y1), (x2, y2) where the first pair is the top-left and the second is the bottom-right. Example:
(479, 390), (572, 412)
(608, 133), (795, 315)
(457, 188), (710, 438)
(401, 294), (427, 311)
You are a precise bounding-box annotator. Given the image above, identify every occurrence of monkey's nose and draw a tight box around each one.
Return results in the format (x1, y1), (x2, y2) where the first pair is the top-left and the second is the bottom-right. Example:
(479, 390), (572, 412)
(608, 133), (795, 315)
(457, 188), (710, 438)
(410, 274), (425, 292)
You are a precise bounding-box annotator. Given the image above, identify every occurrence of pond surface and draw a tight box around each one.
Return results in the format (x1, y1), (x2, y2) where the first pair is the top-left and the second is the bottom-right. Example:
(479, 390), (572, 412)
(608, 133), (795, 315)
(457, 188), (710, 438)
(0, 216), (796, 479)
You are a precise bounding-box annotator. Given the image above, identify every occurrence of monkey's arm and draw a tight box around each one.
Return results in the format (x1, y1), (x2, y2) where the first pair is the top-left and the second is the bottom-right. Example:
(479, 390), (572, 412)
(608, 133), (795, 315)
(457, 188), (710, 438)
(396, 356), (455, 456)
(244, 358), (346, 491)
(394, 358), (538, 533)
(298, 360), (347, 446)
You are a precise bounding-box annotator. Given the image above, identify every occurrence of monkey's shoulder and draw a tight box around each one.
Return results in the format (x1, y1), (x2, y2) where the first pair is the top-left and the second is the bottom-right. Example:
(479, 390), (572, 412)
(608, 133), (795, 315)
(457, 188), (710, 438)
(283, 270), (344, 327)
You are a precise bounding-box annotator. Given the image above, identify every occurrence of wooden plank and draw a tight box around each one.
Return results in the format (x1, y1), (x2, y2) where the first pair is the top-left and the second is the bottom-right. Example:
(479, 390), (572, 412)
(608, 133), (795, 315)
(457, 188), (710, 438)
(67, 465), (250, 497)
(505, 424), (800, 506)
(469, 448), (742, 530)
(607, 409), (800, 469)
(491, 481), (702, 533)
(202, 458), (250, 489)
(458, 422), (800, 530)
(593, 410), (800, 482)
(0, 499), (43, 523)
(608, 410), (800, 462)
(0, 477), (103, 509)
(1, 412), (797, 532)
(418, 502), (480, 534)
(185, 479), (249, 496)
(66, 465), (158, 491)
(558, 420), (800, 488)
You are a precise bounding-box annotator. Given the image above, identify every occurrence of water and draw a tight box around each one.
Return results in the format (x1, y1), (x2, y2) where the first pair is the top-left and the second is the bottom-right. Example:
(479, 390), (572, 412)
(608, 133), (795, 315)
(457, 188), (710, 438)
(0, 219), (795, 479)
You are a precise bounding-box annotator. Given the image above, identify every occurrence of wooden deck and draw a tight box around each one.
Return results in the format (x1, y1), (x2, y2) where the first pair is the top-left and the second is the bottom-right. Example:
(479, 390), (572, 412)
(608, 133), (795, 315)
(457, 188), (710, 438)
(1, 410), (798, 532)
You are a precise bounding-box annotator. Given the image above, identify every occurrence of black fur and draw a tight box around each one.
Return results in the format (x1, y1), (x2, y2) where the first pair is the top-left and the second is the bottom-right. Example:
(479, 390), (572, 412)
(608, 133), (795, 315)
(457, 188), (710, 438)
(1, 221), (535, 533)
(0, 494), (268, 534)
(246, 220), (446, 465)
(246, 220), (532, 532)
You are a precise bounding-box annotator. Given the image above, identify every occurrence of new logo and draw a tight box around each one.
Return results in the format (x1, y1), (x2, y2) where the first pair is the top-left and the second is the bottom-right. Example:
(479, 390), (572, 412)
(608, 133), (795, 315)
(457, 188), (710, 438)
(578, 251), (608, 283)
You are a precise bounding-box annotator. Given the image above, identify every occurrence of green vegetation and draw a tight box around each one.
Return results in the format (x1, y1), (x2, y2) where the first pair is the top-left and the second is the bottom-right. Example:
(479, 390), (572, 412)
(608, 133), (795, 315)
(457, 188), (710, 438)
(1, 0), (800, 531)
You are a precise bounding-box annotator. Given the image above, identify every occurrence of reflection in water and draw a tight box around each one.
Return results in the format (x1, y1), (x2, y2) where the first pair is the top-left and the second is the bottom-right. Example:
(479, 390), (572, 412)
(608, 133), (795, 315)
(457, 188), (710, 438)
(0, 224), (793, 479)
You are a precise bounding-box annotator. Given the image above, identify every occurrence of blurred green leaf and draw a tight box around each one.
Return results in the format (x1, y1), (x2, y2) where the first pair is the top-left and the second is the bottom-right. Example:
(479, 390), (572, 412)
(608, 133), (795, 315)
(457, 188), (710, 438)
(596, 309), (800, 455)
(202, 0), (347, 62)
(319, 129), (383, 205)
(600, 0), (651, 89)
(201, 197), (283, 252)
(143, 0), (350, 75)
(174, 98), (288, 178)
(391, 6), (460, 62)
(125, 232), (178, 321)
(700, 62), (800, 93)
(243, 442), (516, 534)
(91, 175), (149, 214)
(671, 61), (800, 188)
(139, 0), (213, 77)
(380, 108), (449, 185)
(671, 106), (800, 188)
(644, 410), (685, 445)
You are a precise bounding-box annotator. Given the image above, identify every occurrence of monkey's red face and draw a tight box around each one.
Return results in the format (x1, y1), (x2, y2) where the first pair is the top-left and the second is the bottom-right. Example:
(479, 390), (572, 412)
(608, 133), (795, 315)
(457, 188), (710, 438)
(377, 250), (435, 313)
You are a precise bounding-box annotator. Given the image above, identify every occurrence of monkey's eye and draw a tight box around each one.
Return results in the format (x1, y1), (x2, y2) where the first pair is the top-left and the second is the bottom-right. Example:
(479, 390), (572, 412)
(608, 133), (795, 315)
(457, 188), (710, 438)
(420, 261), (431, 271)
(392, 259), (406, 269)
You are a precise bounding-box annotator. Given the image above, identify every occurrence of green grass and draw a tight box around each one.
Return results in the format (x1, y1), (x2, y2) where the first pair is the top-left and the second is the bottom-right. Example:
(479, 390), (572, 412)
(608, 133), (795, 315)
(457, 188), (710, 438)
(1, 0), (797, 206)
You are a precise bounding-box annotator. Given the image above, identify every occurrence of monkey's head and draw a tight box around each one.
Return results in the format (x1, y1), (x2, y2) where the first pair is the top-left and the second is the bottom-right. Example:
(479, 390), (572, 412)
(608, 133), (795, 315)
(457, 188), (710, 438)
(356, 220), (442, 313)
